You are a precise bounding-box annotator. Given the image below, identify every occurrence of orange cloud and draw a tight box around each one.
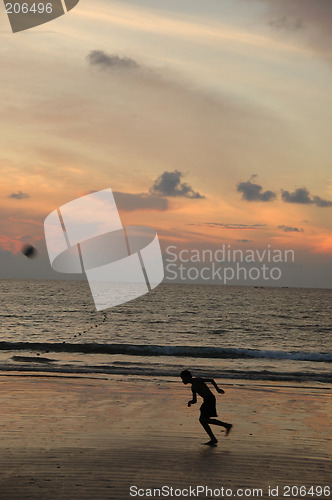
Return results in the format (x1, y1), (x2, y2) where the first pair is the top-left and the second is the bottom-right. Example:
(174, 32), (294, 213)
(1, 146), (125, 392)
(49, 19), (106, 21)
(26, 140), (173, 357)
(311, 234), (332, 255)
(0, 235), (23, 254)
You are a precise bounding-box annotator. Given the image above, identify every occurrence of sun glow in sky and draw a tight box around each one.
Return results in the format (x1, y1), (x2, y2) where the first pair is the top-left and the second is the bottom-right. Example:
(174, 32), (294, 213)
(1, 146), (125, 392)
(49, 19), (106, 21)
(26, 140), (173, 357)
(0, 0), (331, 286)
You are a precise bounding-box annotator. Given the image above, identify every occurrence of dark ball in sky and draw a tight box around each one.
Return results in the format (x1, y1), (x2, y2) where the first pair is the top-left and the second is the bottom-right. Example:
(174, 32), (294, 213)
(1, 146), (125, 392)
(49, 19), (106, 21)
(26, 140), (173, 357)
(21, 244), (37, 258)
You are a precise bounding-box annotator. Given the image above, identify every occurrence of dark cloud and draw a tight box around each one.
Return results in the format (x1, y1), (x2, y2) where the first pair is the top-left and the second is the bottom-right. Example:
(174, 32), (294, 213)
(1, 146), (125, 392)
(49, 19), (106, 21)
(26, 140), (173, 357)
(269, 16), (303, 31)
(312, 195), (332, 208)
(278, 225), (304, 233)
(236, 181), (332, 208)
(281, 188), (332, 207)
(113, 192), (168, 212)
(236, 179), (276, 202)
(8, 191), (30, 200)
(188, 223), (265, 230)
(87, 190), (168, 212)
(237, 239), (253, 242)
(258, 0), (332, 64)
(86, 50), (140, 71)
(150, 170), (205, 199)
(281, 187), (311, 204)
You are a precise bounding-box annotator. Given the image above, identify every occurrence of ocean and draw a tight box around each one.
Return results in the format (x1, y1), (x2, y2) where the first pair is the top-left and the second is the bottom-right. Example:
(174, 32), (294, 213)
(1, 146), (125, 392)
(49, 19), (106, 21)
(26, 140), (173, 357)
(0, 280), (331, 385)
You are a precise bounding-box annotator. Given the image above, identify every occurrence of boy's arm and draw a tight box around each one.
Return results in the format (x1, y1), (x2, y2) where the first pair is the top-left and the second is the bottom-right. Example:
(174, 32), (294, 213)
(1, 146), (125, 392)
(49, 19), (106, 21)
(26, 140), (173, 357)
(188, 389), (197, 407)
(204, 378), (225, 394)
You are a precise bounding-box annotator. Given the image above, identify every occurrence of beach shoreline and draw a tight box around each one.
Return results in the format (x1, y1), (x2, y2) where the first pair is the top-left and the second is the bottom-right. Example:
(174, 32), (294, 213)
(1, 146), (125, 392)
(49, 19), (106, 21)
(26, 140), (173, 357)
(0, 373), (330, 499)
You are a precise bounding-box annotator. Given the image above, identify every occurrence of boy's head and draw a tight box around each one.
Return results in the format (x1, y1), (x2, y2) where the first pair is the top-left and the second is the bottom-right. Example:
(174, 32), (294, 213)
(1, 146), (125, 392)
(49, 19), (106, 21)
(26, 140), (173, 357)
(180, 370), (192, 384)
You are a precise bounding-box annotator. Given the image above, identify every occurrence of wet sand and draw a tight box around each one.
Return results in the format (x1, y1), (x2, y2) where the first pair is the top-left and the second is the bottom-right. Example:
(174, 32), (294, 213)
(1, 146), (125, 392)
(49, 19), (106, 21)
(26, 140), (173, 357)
(0, 373), (330, 499)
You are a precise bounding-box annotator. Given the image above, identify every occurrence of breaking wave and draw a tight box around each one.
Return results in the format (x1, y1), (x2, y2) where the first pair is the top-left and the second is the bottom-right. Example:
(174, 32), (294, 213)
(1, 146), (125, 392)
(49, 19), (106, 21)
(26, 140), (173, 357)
(0, 341), (330, 362)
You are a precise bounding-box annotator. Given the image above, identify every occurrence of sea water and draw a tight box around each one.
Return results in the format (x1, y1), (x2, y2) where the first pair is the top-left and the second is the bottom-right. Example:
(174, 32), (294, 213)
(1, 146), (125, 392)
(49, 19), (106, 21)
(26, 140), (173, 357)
(0, 280), (331, 384)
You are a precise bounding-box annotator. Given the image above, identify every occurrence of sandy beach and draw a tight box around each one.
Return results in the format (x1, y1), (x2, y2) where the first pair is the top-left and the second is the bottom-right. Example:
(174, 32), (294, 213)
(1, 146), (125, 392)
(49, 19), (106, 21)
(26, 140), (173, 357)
(0, 373), (330, 500)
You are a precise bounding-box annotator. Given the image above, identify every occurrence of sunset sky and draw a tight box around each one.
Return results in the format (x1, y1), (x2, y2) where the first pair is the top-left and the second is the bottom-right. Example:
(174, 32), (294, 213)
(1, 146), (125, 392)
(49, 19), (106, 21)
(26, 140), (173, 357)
(0, 0), (331, 287)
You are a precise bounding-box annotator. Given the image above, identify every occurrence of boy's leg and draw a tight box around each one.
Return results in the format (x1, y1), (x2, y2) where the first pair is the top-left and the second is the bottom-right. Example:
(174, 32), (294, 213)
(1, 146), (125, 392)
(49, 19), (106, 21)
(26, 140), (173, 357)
(199, 416), (218, 444)
(208, 418), (232, 435)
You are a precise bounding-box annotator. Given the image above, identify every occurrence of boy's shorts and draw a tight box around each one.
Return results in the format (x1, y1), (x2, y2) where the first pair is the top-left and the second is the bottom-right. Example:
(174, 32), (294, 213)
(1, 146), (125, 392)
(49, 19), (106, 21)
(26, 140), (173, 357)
(200, 396), (217, 418)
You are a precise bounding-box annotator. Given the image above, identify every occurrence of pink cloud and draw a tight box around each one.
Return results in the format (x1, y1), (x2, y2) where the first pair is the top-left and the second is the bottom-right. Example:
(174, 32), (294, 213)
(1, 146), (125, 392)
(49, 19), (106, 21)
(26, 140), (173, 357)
(0, 235), (25, 254)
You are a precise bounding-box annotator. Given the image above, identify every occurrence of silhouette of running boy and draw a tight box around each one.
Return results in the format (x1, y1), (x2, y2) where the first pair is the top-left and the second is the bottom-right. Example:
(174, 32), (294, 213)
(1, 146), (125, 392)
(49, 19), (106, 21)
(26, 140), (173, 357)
(180, 370), (232, 446)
